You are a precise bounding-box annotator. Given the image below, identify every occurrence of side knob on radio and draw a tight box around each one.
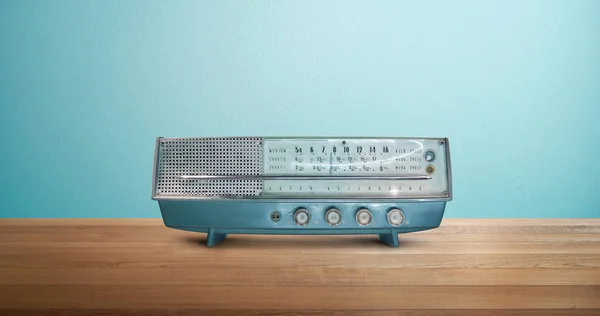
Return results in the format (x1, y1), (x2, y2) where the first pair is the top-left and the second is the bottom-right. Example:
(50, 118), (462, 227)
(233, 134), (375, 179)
(294, 208), (310, 226)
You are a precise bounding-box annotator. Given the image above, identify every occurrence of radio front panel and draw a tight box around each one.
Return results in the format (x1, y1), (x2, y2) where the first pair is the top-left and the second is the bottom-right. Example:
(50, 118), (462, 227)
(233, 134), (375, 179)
(153, 137), (451, 200)
(151, 136), (453, 247)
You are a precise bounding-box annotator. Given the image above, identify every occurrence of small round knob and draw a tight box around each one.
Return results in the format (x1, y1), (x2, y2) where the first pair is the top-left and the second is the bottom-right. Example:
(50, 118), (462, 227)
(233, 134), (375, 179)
(387, 208), (405, 226)
(325, 208), (342, 226)
(294, 208), (310, 226)
(355, 208), (372, 226)
(425, 150), (435, 162)
(425, 164), (435, 175)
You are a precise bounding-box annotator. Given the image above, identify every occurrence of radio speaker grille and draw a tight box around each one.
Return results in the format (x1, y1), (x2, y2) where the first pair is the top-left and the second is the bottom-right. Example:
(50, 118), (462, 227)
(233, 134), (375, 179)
(155, 137), (263, 197)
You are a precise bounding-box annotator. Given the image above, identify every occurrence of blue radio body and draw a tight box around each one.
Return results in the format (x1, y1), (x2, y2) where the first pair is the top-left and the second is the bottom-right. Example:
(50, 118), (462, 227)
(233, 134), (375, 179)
(152, 137), (452, 247)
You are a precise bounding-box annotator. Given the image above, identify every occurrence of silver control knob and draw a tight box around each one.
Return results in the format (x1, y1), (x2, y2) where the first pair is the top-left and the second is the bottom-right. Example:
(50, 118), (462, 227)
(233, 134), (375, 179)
(355, 208), (372, 226)
(387, 208), (405, 226)
(294, 208), (310, 226)
(325, 208), (342, 226)
(425, 150), (435, 162)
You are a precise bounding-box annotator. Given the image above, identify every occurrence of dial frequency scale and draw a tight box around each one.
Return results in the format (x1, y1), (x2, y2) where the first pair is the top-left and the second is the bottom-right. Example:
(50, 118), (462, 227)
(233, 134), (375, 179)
(151, 137), (453, 247)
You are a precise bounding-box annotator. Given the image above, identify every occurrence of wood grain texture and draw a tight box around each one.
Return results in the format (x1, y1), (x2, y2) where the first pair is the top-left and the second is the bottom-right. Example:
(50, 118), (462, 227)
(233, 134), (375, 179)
(1, 310), (600, 316)
(0, 218), (599, 315)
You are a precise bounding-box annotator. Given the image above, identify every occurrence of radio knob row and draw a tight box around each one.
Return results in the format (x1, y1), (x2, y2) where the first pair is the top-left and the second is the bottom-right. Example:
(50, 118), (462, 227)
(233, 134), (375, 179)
(292, 207), (404, 227)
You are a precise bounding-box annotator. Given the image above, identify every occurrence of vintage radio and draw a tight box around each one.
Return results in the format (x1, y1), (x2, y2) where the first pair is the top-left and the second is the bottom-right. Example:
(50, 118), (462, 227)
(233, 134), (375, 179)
(151, 137), (452, 247)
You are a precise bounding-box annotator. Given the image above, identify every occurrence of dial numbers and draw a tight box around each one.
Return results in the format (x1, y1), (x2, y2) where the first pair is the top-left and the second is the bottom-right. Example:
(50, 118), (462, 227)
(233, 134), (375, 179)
(264, 139), (433, 176)
(262, 138), (448, 197)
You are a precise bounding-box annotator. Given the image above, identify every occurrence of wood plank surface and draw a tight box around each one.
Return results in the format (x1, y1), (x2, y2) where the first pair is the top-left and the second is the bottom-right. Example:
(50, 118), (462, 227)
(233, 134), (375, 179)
(0, 218), (599, 315)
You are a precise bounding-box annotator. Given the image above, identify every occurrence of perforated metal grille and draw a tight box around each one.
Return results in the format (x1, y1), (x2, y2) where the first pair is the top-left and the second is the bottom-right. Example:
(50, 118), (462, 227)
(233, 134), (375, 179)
(155, 137), (263, 197)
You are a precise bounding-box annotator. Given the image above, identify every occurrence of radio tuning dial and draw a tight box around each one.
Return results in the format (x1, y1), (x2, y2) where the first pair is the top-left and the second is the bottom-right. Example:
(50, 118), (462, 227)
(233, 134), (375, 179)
(325, 208), (342, 226)
(356, 208), (373, 226)
(294, 208), (310, 226)
(387, 208), (405, 226)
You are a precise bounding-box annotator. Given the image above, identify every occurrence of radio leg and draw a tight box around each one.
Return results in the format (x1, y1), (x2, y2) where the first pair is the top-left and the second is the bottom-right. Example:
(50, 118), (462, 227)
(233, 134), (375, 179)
(206, 229), (227, 247)
(378, 231), (399, 247)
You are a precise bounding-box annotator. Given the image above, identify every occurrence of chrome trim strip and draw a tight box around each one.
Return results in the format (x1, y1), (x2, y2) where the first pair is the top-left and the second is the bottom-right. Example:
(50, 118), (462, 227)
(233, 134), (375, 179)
(151, 137), (161, 200)
(178, 175), (432, 181)
(153, 195), (451, 202)
(444, 137), (453, 200)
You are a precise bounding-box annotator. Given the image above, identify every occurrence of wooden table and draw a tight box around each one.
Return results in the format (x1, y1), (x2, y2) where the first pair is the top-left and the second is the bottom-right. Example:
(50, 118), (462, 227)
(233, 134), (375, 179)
(0, 219), (599, 315)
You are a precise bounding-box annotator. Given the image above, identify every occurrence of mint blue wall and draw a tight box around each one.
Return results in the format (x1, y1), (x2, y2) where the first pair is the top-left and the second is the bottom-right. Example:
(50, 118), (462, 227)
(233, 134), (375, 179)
(1, 0), (599, 218)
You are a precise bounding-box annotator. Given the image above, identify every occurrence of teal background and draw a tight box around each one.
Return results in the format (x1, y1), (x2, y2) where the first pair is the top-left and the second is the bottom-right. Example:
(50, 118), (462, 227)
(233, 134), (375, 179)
(1, 0), (599, 218)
